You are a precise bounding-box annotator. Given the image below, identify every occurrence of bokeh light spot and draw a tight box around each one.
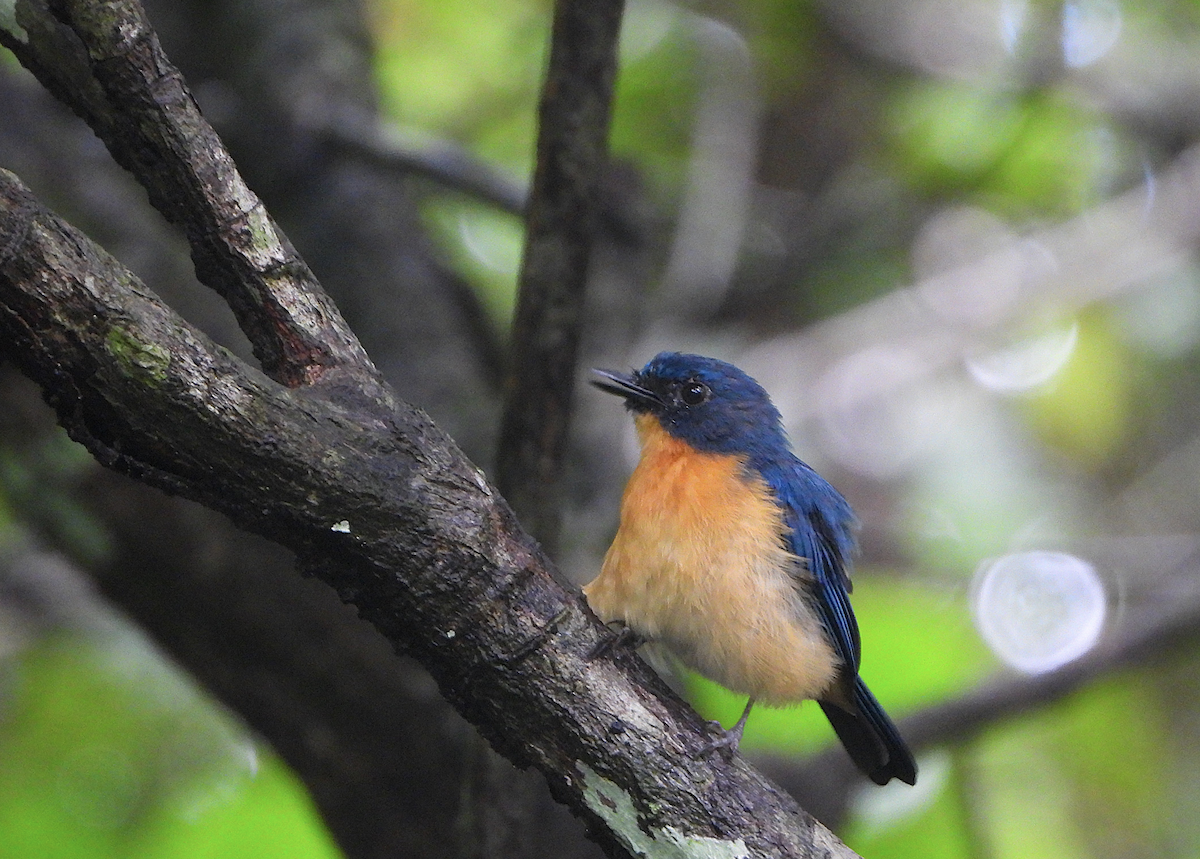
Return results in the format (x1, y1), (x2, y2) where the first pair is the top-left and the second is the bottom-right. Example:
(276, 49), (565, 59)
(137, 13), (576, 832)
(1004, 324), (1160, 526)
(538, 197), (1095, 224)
(1062, 0), (1122, 68)
(965, 321), (1079, 393)
(972, 551), (1106, 674)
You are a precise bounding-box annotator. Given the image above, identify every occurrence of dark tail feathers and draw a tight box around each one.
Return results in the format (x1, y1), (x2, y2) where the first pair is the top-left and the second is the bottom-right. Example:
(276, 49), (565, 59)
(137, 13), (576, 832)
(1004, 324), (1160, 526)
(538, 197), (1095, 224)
(819, 678), (917, 786)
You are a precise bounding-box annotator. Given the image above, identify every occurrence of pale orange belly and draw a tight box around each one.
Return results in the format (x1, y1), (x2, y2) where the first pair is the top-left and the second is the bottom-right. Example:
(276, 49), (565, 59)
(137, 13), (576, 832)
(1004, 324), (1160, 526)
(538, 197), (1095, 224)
(585, 418), (838, 705)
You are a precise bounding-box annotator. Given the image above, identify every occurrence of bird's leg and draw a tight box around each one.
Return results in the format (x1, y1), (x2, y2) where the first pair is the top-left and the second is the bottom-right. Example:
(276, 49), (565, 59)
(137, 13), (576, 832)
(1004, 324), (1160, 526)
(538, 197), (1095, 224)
(696, 698), (756, 756)
(586, 621), (645, 660)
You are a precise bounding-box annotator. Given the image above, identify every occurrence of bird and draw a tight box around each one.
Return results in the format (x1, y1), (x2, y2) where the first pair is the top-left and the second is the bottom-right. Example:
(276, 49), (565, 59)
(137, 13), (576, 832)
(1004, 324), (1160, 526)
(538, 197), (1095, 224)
(584, 351), (916, 786)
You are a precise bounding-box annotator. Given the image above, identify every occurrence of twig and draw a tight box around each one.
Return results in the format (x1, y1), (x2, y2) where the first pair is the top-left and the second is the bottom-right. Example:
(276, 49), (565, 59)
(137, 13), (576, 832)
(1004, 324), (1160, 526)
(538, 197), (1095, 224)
(326, 118), (528, 216)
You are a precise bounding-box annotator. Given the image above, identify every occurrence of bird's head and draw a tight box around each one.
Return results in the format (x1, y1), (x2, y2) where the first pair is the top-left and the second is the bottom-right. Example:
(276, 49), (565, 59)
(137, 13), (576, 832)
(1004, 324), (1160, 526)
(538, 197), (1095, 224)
(592, 352), (790, 461)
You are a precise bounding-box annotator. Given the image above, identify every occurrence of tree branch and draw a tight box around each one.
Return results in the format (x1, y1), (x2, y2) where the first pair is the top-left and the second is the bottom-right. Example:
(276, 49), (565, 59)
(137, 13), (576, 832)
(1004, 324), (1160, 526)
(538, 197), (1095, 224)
(326, 119), (528, 217)
(3, 0), (370, 387)
(493, 0), (625, 554)
(0, 163), (858, 857)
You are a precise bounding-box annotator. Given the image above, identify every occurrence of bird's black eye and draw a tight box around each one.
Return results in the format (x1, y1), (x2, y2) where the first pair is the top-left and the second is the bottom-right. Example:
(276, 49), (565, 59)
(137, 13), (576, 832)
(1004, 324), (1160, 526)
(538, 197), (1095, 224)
(679, 380), (710, 407)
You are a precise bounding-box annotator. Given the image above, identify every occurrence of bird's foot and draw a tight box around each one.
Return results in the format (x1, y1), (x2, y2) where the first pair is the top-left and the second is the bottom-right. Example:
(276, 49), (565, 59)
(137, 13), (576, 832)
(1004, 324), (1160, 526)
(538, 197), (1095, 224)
(692, 698), (755, 758)
(586, 623), (644, 660)
(693, 720), (745, 758)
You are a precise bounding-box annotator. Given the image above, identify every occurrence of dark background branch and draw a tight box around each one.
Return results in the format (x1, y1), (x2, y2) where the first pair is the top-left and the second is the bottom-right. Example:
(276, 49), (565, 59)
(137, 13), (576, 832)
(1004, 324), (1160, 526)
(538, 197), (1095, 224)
(493, 0), (626, 556)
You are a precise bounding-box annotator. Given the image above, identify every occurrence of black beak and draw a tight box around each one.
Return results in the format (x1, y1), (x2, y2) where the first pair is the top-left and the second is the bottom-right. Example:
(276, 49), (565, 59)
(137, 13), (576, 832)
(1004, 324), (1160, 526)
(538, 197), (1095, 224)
(591, 368), (661, 407)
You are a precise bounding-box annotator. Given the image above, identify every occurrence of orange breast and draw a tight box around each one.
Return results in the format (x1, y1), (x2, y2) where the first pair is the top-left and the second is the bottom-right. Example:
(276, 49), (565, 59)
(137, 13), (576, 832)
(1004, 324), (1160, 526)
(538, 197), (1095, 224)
(584, 415), (838, 705)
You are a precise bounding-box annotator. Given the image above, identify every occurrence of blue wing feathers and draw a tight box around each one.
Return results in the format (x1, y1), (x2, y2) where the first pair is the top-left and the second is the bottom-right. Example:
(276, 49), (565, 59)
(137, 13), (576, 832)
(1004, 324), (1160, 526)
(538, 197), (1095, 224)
(761, 459), (862, 674)
(763, 458), (917, 786)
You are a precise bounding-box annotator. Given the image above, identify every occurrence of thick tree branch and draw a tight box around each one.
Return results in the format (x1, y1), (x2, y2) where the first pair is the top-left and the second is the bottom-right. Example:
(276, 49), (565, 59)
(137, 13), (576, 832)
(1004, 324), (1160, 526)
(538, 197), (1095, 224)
(139, 0), (505, 460)
(493, 0), (625, 553)
(0, 165), (856, 858)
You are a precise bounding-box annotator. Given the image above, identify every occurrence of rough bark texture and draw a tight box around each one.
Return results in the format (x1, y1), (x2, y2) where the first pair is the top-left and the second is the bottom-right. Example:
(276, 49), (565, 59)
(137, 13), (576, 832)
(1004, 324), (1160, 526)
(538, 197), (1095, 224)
(0, 0), (859, 857)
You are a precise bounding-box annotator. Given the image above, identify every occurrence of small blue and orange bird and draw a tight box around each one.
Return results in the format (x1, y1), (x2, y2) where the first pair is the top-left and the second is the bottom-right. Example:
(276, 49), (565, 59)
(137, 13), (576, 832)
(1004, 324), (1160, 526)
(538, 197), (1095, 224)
(585, 352), (916, 786)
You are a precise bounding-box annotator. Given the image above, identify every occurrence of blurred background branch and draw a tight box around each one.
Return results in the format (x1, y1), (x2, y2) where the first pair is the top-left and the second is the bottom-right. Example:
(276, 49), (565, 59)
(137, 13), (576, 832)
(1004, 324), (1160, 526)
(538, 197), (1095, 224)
(493, 0), (625, 556)
(326, 118), (529, 216)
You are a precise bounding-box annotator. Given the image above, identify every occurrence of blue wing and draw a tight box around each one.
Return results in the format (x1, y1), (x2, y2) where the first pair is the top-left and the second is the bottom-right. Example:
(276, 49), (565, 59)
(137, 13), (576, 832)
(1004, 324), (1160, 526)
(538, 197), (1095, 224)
(763, 459), (861, 674)
(760, 458), (918, 785)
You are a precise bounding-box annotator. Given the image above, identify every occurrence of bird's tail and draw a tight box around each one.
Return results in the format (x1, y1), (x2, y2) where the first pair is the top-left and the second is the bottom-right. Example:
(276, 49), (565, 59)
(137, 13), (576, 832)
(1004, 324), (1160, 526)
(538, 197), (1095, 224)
(819, 678), (917, 786)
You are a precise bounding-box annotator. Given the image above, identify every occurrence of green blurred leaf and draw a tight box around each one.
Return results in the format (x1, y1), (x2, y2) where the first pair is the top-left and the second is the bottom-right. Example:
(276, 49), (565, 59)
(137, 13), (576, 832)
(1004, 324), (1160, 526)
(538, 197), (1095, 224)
(888, 84), (1126, 218)
(887, 83), (1024, 192)
(368, 0), (548, 169)
(422, 198), (523, 330)
(844, 752), (971, 858)
(0, 632), (342, 859)
(1023, 308), (1134, 467)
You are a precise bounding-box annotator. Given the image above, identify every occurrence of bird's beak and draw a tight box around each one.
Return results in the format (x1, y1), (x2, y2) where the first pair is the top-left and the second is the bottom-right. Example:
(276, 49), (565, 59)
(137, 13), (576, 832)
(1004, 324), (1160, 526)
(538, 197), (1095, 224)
(591, 368), (661, 407)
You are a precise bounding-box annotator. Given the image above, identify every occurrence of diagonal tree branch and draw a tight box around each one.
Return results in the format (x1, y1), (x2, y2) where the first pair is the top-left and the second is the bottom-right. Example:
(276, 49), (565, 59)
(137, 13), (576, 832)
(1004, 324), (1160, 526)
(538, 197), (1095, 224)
(326, 119), (529, 218)
(0, 164), (856, 859)
(5, 0), (370, 387)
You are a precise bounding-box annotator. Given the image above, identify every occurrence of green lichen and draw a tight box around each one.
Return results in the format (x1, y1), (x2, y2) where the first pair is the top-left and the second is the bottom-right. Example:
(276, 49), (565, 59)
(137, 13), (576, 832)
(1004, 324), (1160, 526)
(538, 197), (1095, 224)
(577, 763), (750, 859)
(106, 326), (170, 383)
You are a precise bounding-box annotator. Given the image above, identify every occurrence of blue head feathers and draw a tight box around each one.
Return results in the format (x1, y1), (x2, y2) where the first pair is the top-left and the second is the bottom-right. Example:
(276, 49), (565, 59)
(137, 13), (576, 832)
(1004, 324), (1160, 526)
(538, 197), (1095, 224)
(593, 351), (858, 570)
(592, 352), (792, 469)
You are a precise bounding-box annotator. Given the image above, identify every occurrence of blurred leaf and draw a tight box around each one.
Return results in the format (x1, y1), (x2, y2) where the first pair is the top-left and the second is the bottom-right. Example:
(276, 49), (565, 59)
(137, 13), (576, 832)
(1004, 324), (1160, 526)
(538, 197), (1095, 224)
(368, 0), (549, 169)
(0, 632), (342, 859)
(422, 198), (524, 330)
(974, 721), (1093, 859)
(887, 83), (1024, 193)
(888, 84), (1127, 218)
(967, 672), (1172, 859)
(986, 97), (1126, 217)
(1023, 307), (1134, 468)
(132, 756), (342, 859)
(1048, 674), (1172, 857)
(844, 751), (972, 858)
(609, 2), (697, 191)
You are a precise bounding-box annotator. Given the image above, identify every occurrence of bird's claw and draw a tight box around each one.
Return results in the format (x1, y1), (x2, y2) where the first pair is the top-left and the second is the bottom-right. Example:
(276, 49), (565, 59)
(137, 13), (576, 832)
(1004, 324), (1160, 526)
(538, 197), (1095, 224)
(693, 720), (744, 758)
(693, 698), (755, 758)
(586, 623), (644, 660)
